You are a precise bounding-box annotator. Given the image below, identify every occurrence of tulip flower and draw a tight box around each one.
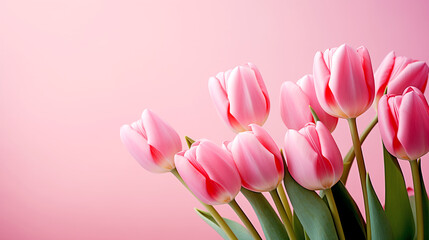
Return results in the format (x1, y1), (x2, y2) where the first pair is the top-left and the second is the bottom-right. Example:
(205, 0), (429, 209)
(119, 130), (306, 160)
(378, 87), (429, 160)
(120, 109), (182, 173)
(280, 74), (338, 132)
(209, 63), (270, 132)
(229, 124), (283, 192)
(374, 51), (428, 106)
(174, 140), (241, 205)
(313, 44), (375, 119)
(284, 122), (343, 190)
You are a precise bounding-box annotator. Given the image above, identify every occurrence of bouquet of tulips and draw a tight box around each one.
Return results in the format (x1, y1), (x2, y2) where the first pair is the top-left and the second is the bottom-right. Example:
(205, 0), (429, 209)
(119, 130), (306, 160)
(120, 44), (429, 240)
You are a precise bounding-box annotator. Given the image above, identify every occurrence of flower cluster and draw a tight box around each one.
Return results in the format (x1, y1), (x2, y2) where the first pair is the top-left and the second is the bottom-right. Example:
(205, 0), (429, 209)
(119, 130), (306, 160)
(120, 44), (429, 240)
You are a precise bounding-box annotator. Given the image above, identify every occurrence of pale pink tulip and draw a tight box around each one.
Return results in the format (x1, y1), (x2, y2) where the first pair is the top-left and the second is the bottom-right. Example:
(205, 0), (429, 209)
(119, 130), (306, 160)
(378, 87), (429, 160)
(209, 63), (270, 132)
(120, 109), (182, 173)
(374, 51), (428, 106)
(313, 44), (375, 118)
(284, 122), (343, 190)
(280, 74), (338, 132)
(230, 124), (283, 192)
(174, 140), (241, 205)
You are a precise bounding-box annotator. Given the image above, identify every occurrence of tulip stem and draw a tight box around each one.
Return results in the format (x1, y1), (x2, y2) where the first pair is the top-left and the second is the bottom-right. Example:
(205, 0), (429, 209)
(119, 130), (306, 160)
(171, 169), (238, 240)
(325, 188), (345, 240)
(269, 189), (296, 240)
(277, 183), (293, 222)
(347, 118), (371, 240)
(410, 160), (424, 240)
(229, 199), (262, 240)
(341, 115), (378, 184)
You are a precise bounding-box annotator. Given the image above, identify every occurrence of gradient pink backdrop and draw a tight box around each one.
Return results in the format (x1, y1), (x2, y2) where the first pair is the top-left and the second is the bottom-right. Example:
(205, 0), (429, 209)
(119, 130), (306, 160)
(1, 1), (429, 239)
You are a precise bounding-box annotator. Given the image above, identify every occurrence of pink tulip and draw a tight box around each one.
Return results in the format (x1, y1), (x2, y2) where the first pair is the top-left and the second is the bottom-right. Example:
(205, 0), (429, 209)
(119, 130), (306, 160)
(284, 122), (343, 190)
(229, 124), (284, 192)
(374, 51), (428, 106)
(174, 140), (241, 205)
(120, 109), (182, 173)
(313, 44), (375, 118)
(280, 74), (338, 132)
(209, 63), (270, 132)
(378, 87), (429, 160)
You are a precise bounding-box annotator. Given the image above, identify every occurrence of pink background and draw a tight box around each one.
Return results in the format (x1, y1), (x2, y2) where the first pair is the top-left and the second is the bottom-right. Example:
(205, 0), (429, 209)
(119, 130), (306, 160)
(1, 1), (429, 239)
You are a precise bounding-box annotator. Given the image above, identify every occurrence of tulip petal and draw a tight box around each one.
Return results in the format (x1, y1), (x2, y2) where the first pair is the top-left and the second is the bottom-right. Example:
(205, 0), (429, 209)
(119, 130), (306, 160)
(397, 89), (429, 160)
(280, 81), (313, 130)
(196, 141), (241, 199)
(313, 51), (343, 118)
(142, 109), (182, 162)
(247, 62), (271, 114)
(375, 51), (395, 99)
(174, 153), (217, 204)
(298, 75), (338, 132)
(389, 61), (429, 96)
(316, 122), (343, 185)
(232, 132), (280, 192)
(329, 44), (370, 118)
(228, 66), (268, 127)
(249, 124), (283, 174)
(284, 130), (326, 190)
(120, 125), (172, 172)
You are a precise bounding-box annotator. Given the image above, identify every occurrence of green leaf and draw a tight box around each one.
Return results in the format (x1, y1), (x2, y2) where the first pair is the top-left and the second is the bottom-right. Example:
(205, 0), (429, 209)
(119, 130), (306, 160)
(195, 208), (253, 240)
(185, 136), (195, 148)
(418, 160), (429, 240)
(241, 188), (289, 240)
(284, 168), (338, 240)
(383, 145), (415, 239)
(293, 212), (305, 240)
(366, 174), (394, 239)
(331, 181), (366, 239)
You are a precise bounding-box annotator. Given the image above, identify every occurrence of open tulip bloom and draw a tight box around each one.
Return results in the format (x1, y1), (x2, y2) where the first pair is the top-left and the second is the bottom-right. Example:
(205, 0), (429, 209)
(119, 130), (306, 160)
(121, 47), (429, 240)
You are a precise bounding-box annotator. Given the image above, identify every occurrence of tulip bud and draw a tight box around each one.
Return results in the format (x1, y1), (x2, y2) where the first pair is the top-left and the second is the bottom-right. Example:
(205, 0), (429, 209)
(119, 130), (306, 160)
(229, 124), (284, 192)
(375, 51), (428, 106)
(284, 122), (343, 190)
(120, 109), (182, 173)
(280, 74), (338, 132)
(313, 44), (375, 118)
(209, 63), (270, 132)
(378, 87), (429, 160)
(174, 140), (241, 205)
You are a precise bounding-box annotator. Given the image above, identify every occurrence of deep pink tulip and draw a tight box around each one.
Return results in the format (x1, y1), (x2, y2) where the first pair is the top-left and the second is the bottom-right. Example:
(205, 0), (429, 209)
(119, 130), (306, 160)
(378, 87), (429, 160)
(284, 122), (343, 190)
(313, 44), (375, 118)
(209, 63), (270, 132)
(280, 74), (338, 132)
(229, 124), (283, 192)
(374, 51), (428, 106)
(174, 140), (241, 205)
(120, 109), (182, 173)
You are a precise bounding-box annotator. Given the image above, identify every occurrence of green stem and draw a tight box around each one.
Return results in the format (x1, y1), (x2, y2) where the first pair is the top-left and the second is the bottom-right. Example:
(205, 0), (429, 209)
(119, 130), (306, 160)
(270, 189), (296, 240)
(347, 118), (371, 240)
(411, 160), (424, 240)
(325, 188), (345, 240)
(277, 183), (293, 222)
(171, 169), (238, 240)
(341, 115), (378, 184)
(229, 199), (262, 240)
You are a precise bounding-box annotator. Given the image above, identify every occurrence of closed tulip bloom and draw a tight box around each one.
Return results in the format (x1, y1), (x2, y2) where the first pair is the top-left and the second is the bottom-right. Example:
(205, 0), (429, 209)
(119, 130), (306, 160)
(230, 124), (284, 192)
(374, 51), (428, 106)
(120, 109), (182, 173)
(174, 140), (241, 205)
(284, 122), (343, 190)
(209, 63), (270, 132)
(378, 87), (429, 160)
(313, 44), (375, 118)
(280, 74), (338, 132)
